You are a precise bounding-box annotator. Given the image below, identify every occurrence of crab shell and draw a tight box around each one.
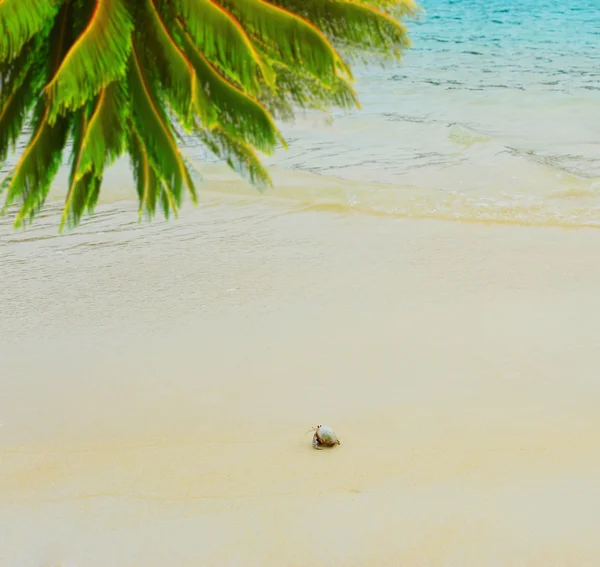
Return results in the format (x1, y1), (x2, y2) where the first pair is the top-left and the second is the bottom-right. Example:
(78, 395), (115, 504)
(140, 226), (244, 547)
(315, 425), (340, 446)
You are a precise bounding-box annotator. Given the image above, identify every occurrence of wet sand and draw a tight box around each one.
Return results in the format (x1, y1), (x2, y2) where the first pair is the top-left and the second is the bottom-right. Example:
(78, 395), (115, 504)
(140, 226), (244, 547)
(1, 197), (600, 566)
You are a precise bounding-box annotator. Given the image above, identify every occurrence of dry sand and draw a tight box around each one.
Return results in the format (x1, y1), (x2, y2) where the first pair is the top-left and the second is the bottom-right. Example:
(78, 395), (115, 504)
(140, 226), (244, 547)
(1, 194), (600, 566)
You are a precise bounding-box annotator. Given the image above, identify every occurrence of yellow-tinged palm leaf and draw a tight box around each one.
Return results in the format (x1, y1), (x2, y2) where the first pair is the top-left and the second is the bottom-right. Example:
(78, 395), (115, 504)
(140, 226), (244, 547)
(60, 108), (91, 230)
(220, 0), (349, 83)
(129, 42), (197, 207)
(159, 177), (179, 220)
(178, 25), (284, 154)
(198, 126), (272, 188)
(2, 0), (417, 230)
(271, 0), (412, 58)
(1, 1), (72, 226)
(44, 0), (133, 122)
(361, 0), (420, 16)
(128, 126), (163, 219)
(0, 68), (37, 164)
(2, 105), (71, 226)
(258, 55), (359, 118)
(171, 0), (272, 94)
(59, 80), (128, 230)
(139, 0), (214, 130)
(0, 46), (48, 164)
(0, 0), (59, 62)
(75, 79), (128, 181)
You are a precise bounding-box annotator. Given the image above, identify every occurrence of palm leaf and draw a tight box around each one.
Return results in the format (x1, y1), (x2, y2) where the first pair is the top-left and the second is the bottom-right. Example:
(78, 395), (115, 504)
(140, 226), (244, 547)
(0, 0), (60, 62)
(83, 172), (102, 214)
(1, 104), (71, 226)
(60, 107), (93, 230)
(0, 35), (44, 106)
(0, 66), (38, 165)
(170, 0), (271, 94)
(137, 0), (214, 130)
(178, 25), (283, 154)
(0, 42), (50, 165)
(256, 49), (358, 119)
(1, 1), (73, 226)
(44, 0), (133, 122)
(128, 41), (196, 209)
(360, 0), (420, 16)
(198, 126), (272, 188)
(271, 0), (412, 58)
(220, 0), (349, 84)
(2, 0), (417, 230)
(74, 79), (128, 181)
(128, 126), (162, 219)
(159, 177), (179, 220)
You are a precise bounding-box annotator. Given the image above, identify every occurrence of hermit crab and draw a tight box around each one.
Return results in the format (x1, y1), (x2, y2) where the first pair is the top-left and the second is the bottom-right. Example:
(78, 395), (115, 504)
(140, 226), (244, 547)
(307, 424), (341, 450)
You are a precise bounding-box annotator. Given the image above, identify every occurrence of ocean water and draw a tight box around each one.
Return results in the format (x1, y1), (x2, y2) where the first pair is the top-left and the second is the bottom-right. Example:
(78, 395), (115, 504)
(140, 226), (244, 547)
(181, 0), (600, 227)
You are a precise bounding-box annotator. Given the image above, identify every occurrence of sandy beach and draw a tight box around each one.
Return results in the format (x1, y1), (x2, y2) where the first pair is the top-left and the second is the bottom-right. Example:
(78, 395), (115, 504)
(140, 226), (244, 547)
(1, 188), (600, 566)
(2, 1), (600, 563)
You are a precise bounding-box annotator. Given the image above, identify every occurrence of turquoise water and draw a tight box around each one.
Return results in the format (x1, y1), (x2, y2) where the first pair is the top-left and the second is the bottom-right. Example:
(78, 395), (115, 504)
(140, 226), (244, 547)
(233, 0), (600, 226)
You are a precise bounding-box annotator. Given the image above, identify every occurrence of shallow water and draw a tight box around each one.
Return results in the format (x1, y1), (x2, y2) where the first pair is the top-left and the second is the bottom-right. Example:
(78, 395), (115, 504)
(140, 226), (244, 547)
(2, 1), (600, 566)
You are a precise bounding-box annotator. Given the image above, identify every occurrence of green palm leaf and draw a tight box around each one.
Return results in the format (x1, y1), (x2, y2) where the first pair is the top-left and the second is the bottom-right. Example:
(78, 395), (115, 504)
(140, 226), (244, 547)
(0, 0), (417, 229)
(170, 0), (271, 94)
(137, 0), (215, 130)
(128, 41), (196, 208)
(44, 0), (133, 122)
(220, 0), (349, 83)
(178, 25), (284, 153)
(128, 126), (163, 219)
(0, 45), (48, 164)
(1, 104), (71, 226)
(75, 79), (128, 181)
(61, 108), (92, 230)
(198, 126), (272, 188)
(1, 1), (72, 226)
(272, 0), (412, 58)
(361, 0), (420, 16)
(0, 0), (59, 62)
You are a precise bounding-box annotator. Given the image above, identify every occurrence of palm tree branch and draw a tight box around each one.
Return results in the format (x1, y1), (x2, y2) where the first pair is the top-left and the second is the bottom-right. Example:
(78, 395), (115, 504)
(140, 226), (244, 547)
(177, 23), (284, 153)
(220, 0), (351, 83)
(170, 0), (272, 94)
(60, 108), (90, 231)
(129, 41), (197, 206)
(0, 0), (60, 62)
(44, 0), (133, 122)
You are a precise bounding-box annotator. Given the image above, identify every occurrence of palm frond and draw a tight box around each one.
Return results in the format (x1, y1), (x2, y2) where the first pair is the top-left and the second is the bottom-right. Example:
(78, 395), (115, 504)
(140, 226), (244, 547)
(136, 0), (214, 130)
(1, 104), (71, 227)
(178, 25), (283, 154)
(128, 126), (162, 219)
(0, 66), (38, 165)
(257, 52), (358, 119)
(128, 42), (197, 209)
(74, 79), (128, 181)
(220, 0), (349, 84)
(198, 126), (272, 188)
(60, 108), (93, 230)
(0, 41), (50, 165)
(271, 0), (412, 58)
(0, 0), (60, 62)
(45, 0), (133, 122)
(159, 177), (179, 219)
(1, 1), (73, 226)
(360, 0), (420, 16)
(1, 0), (418, 230)
(170, 0), (271, 94)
